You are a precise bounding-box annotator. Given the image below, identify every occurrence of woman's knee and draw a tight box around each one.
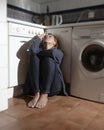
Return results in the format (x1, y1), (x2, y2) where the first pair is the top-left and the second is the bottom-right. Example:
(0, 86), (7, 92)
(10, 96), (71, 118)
(41, 57), (56, 71)
(43, 57), (55, 64)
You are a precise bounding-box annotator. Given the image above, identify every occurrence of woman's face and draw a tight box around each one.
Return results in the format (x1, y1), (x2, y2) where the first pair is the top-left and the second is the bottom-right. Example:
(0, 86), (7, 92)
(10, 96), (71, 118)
(42, 34), (57, 50)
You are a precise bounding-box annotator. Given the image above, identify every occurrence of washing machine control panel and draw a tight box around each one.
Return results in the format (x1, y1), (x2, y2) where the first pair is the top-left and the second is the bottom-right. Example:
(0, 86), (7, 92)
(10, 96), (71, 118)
(73, 26), (104, 39)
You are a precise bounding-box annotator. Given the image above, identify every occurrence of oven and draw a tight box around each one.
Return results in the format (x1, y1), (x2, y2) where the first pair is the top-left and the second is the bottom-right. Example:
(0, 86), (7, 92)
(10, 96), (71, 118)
(8, 22), (44, 97)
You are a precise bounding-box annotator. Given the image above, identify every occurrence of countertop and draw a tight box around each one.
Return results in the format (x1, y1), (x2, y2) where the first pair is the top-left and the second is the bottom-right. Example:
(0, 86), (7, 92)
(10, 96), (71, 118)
(7, 18), (104, 28)
(7, 18), (46, 29)
(46, 20), (104, 29)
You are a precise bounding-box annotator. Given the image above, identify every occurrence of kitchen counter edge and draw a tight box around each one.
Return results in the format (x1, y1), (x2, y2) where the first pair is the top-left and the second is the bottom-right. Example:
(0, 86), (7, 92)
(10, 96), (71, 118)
(7, 18), (104, 29)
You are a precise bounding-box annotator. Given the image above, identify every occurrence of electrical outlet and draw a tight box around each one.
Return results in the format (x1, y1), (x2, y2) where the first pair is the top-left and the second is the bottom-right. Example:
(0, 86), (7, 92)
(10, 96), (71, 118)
(88, 11), (95, 18)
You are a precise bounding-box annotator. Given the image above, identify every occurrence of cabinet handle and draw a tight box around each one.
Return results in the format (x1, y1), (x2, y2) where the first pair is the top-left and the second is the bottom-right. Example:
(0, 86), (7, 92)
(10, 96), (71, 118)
(20, 41), (28, 43)
(80, 36), (91, 39)
(60, 30), (69, 33)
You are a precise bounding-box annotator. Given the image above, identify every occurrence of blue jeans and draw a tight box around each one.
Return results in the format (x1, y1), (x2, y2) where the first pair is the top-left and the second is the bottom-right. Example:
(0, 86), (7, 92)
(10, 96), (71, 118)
(23, 53), (62, 96)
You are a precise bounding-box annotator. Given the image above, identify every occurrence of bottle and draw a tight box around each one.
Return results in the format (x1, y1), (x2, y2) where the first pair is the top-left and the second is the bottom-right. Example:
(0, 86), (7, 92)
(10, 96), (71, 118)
(44, 6), (50, 26)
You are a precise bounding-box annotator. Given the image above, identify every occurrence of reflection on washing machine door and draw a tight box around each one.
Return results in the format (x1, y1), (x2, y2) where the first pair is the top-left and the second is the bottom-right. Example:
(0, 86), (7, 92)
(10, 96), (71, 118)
(82, 44), (104, 72)
(79, 40), (104, 78)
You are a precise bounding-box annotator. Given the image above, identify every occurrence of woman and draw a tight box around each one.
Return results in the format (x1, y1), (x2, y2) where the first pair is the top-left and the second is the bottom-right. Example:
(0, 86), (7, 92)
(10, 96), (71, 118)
(23, 33), (68, 109)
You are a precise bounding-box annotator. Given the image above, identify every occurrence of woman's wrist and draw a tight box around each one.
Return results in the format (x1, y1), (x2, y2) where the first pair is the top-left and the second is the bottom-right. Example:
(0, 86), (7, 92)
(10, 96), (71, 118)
(38, 33), (46, 40)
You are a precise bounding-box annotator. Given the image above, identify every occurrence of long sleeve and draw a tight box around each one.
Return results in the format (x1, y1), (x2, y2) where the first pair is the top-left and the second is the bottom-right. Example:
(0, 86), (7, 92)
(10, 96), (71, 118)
(52, 49), (63, 64)
(29, 37), (42, 54)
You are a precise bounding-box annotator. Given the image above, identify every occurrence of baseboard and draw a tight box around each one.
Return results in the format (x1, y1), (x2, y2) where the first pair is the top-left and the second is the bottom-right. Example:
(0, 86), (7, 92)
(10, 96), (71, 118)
(7, 85), (23, 99)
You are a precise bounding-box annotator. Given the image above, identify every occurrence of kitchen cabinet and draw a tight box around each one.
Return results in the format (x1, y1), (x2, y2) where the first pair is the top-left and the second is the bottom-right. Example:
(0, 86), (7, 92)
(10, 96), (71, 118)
(8, 36), (31, 87)
(8, 0), (104, 13)
(8, 22), (44, 87)
(7, 0), (41, 13)
(7, 21), (44, 99)
(38, 0), (104, 13)
(46, 27), (72, 84)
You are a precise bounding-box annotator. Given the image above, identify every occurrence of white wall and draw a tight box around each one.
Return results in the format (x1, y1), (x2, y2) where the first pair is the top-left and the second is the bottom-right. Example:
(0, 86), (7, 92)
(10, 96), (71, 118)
(7, 0), (41, 13)
(40, 0), (104, 13)
(0, 0), (8, 111)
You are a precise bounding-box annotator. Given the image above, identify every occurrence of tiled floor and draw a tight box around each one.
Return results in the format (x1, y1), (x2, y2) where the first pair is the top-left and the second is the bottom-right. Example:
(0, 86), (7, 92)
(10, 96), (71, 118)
(0, 95), (104, 130)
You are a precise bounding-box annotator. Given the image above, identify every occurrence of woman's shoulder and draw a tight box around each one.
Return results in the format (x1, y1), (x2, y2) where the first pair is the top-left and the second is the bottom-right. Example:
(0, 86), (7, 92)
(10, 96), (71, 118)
(52, 48), (63, 54)
(51, 48), (64, 58)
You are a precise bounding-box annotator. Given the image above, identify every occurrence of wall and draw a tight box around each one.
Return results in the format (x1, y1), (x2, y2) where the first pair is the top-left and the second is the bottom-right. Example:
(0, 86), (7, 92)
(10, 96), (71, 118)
(40, 0), (104, 13)
(0, 0), (8, 111)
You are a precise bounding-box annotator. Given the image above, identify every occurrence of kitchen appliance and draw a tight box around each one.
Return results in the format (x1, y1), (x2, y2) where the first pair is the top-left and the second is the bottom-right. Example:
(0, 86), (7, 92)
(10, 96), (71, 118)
(8, 22), (44, 97)
(51, 15), (63, 25)
(71, 25), (104, 103)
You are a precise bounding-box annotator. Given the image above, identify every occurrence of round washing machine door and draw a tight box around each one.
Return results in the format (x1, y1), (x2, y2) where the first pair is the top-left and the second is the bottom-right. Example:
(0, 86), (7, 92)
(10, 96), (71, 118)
(79, 40), (104, 78)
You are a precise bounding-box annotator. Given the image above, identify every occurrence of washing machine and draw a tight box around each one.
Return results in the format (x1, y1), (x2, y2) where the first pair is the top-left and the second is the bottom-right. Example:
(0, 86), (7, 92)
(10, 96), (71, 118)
(71, 25), (104, 103)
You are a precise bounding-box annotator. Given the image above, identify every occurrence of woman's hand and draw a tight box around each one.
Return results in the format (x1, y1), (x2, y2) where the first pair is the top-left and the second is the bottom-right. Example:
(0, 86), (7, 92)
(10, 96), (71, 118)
(39, 33), (46, 40)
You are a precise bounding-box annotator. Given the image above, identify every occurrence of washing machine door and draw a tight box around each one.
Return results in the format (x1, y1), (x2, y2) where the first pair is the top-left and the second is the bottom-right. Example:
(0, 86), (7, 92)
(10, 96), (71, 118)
(79, 40), (104, 78)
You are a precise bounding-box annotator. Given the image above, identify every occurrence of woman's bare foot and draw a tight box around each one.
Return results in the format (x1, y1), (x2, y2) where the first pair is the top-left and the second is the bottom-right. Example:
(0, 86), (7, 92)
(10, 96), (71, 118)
(28, 92), (40, 108)
(35, 94), (48, 109)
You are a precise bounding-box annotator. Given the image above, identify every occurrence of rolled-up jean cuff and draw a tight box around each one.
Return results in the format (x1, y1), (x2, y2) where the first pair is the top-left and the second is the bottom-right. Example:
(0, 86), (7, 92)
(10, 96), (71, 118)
(40, 90), (50, 94)
(41, 90), (61, 96)
(32, 89), (40, 94)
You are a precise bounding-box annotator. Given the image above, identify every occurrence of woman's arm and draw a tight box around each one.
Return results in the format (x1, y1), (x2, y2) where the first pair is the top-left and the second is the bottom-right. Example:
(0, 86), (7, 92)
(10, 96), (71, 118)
(29, 34), (46, 54)
(52, 49), (64, 64)
(38, 48), (64, 64)
(29, 37), (42, 54)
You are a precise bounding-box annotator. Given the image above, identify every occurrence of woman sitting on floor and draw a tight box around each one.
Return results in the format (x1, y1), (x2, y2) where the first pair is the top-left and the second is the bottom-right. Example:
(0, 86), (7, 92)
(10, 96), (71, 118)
(23, 33), (68, 109)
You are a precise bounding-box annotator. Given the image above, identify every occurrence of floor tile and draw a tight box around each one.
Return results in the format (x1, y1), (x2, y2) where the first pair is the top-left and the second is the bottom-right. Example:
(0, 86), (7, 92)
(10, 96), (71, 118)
(86, 115), (104, 130)
(0, 95), (104, 130)
(44, 120), (83, 130)
(0, 112), (16, 129)
(4, 103), (36, 119)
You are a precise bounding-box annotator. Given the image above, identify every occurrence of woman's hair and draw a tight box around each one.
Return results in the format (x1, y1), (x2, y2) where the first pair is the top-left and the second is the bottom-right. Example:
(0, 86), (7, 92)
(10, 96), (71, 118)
(52, 34), (59, 48)
(40, 33), (60, 49)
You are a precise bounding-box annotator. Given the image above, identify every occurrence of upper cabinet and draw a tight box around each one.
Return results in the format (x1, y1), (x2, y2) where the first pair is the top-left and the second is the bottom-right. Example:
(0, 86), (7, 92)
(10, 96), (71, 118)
(7, 0), (41, 13)
(31, 0), (57, 4)
(7, 0), (104, 24)
(40, 0), (104, 13)
(7, 0), (104, 13)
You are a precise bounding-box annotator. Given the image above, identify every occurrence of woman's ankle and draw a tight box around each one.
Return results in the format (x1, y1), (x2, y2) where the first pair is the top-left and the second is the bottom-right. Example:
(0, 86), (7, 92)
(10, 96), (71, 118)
(41, 93), (48, 97)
